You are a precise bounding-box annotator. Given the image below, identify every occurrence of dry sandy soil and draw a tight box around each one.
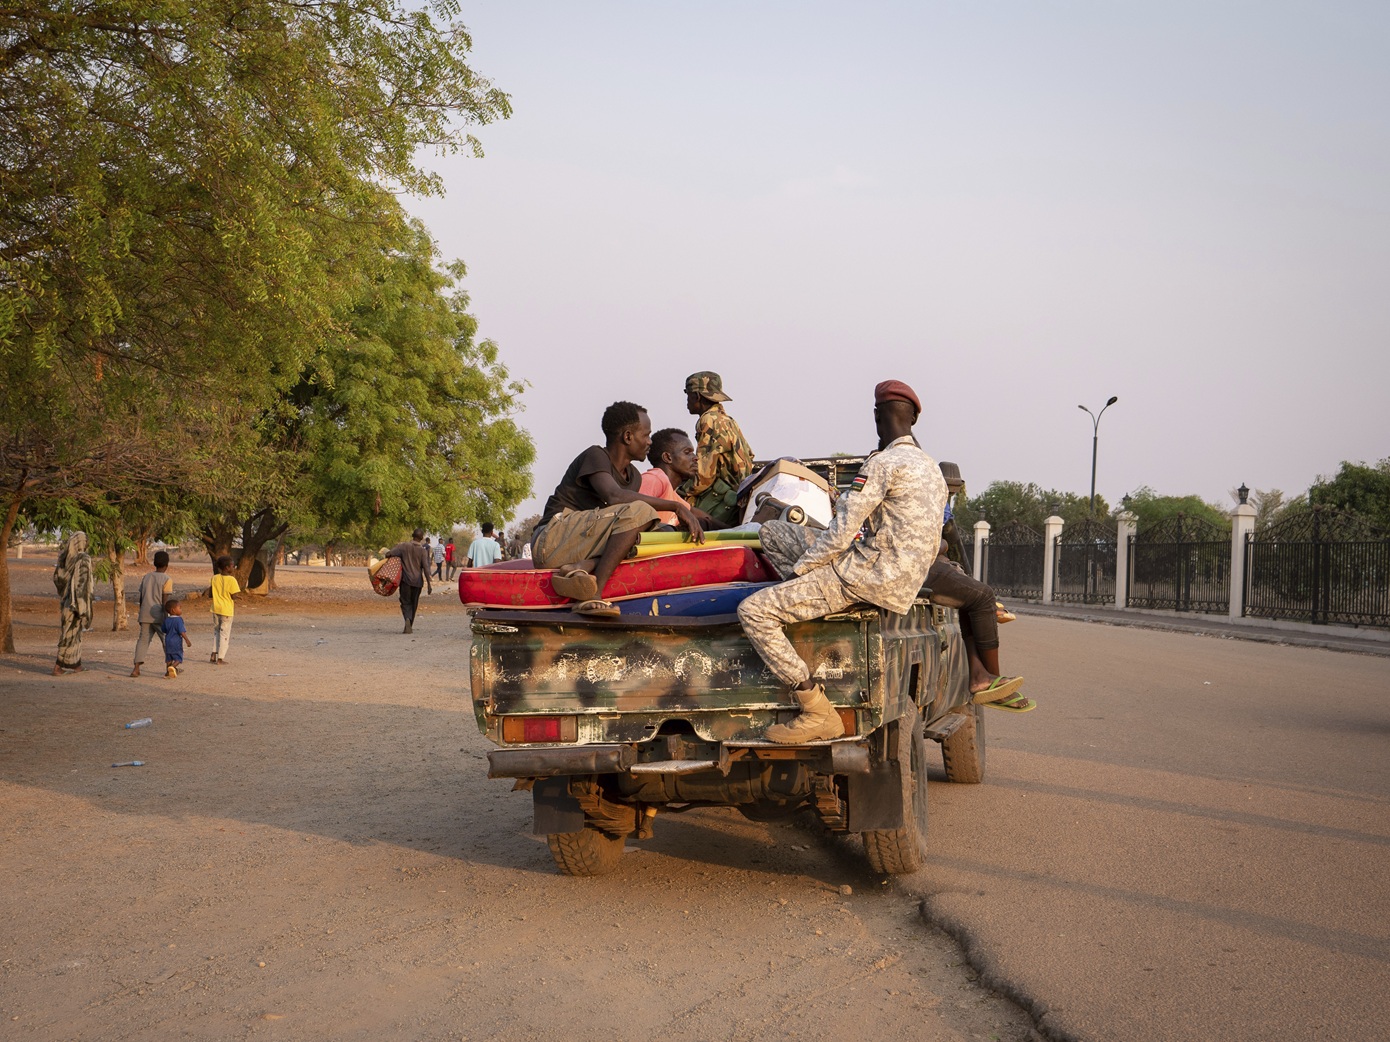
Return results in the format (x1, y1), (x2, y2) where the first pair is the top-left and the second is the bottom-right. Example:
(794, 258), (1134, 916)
(1, 558), (1042, 1042)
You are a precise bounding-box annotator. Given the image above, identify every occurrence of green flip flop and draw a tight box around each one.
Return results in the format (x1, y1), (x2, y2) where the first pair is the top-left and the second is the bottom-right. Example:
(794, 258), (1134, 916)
(971, 674), (1025, 705)
(983, 691), (1036, 713)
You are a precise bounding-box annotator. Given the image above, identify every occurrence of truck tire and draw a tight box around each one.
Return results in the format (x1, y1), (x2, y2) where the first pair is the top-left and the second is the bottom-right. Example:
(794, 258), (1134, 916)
(941, 704), (986, 784)
(546, 827), (626, 877)
(862, 720), (929, 875)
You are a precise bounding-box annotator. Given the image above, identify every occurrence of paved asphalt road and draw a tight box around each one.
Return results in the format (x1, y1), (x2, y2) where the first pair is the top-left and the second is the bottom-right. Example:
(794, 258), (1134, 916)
(911, 615), (1390, 1042)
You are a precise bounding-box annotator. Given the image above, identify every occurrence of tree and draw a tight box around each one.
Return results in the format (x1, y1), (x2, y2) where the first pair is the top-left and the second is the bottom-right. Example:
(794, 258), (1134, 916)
(197, 216), (534, 590)
(1308, 459), (1390, 530)
(955, 480), (1108, 532)
(1, 1), (512, 651)
(1120, 487), (1228, 531)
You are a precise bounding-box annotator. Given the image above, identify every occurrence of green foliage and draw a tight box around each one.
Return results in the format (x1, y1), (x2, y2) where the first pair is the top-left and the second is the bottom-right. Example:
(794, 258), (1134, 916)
(0, 1), (519, 644)
(289, 229), (534, 546)
(1308, 458), (1390, 530)
(1119, 487), (1228, 531)
(955, 481), (1109, 532)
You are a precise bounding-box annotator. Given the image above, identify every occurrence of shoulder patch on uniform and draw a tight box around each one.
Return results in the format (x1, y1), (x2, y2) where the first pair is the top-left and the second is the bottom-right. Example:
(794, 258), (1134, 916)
(851, 474), (867, 490)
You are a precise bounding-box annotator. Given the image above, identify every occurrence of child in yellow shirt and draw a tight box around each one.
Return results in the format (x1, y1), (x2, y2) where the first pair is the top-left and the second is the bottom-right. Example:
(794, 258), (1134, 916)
(210, 555), (241, 664)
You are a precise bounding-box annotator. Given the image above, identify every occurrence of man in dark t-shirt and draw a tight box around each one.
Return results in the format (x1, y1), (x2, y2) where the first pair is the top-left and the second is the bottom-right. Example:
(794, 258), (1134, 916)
(533, 401), (705, 617)
(385, 528), (432, 633)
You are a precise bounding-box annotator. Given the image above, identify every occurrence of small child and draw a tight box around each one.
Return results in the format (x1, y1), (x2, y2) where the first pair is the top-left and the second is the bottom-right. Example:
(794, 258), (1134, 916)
(209, 555), (241, 664)
(161, 598), (192, 678)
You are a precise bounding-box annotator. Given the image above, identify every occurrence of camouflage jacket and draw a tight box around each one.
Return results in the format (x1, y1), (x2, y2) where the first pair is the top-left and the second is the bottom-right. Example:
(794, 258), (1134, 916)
(793, 435), (947, 614)
(688, 403), (754, 498)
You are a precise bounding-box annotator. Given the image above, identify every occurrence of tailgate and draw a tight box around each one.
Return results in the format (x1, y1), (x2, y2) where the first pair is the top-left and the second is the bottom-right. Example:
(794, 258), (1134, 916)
(470, 609), (878, 745)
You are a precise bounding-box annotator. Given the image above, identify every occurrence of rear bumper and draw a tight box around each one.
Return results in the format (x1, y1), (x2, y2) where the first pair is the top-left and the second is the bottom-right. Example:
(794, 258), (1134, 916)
(487, 744), (637, 779)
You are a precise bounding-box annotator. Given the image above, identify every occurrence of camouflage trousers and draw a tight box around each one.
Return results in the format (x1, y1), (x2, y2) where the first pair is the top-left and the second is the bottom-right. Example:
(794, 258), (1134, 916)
(738, 521), (853, 688)
(757, 520), (817, 579)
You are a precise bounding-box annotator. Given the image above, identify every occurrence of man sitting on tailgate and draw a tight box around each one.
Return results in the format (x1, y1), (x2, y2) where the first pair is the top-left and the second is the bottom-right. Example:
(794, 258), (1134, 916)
(532, 402), (705, 618)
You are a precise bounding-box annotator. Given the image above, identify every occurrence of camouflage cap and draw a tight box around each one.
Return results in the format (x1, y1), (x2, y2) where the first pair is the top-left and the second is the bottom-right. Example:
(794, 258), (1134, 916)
(684, 371), (732, 403)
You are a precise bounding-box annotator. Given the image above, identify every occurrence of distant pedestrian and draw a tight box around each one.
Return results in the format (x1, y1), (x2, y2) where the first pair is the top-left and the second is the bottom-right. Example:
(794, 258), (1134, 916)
(209, 555), (241, 664)
(444, 539), (456, 580)
(131, 550), (174, 678)
(385, 529), (432, 633)
(161, 598), (192, 678)
(52, 531), (94, 676)
(467, 523), (502, 568)
(431, 538), (445, 580)
(495, 529), (507, 560)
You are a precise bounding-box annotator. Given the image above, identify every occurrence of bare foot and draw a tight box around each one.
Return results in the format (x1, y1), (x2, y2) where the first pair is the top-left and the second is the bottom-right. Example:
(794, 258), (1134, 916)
(70, 665), (84, 673)
(52, 665), (64, 676)
(130, 667), (141, 678)
(210, 653), (217, 663)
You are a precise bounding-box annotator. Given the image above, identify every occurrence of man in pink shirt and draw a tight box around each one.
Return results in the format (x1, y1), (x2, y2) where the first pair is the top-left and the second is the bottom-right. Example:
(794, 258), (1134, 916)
(640, 428), (725, 530)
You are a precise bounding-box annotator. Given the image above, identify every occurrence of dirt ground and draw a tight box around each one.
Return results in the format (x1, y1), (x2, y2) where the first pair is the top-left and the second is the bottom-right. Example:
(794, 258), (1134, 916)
(1, 558), (1042, 1042)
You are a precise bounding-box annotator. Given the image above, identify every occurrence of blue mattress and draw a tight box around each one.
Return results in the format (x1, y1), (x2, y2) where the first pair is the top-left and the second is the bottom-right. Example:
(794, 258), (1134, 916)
(616, 582), (776, 616)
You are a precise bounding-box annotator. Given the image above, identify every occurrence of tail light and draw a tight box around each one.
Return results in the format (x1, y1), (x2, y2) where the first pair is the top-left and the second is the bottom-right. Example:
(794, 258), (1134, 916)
(502, 715), (578, 744)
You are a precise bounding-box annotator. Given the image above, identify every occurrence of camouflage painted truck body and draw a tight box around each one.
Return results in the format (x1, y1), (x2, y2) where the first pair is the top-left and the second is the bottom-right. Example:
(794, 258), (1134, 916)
(470, 596), (986, 876)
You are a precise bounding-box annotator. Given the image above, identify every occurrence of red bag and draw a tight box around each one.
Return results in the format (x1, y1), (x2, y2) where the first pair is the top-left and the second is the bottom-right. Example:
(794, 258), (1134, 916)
(369, 556), (401, 597)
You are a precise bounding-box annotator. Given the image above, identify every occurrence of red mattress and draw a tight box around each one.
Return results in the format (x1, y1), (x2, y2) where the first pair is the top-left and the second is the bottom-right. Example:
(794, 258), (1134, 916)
(457, 547), (779, 609)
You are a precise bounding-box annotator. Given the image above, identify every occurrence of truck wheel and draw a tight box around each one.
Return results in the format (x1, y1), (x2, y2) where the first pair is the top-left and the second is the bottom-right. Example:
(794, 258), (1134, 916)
(862, 720), (929, 874)
(941, 704), (986, 784)
(546, 826), (627, 877)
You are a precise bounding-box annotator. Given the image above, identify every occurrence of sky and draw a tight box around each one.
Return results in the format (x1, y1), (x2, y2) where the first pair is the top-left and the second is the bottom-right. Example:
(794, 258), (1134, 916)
(406, 1), (1390, 524)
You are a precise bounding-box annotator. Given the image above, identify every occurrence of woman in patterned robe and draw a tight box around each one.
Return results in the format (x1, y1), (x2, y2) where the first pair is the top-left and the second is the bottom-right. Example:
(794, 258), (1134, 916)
(52, 531), (94, 675)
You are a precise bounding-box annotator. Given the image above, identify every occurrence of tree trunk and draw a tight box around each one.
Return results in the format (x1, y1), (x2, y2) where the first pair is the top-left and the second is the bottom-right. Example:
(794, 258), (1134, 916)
(108, 542), (128, 631)
(1, 477), (26, 654)
(265, 536), (282, 591)
(201, 516), (238, 565)
(324, 540), (336, 568)
(234, 510), (288, 591)
(133, 524), (151, 567)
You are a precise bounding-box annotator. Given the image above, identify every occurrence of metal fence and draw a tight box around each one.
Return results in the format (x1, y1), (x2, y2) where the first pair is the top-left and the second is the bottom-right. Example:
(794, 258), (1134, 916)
(981, 520), (1044, 600)
(1127, 514), (1231, 614)
(1053, 518), (1117, 605)
(1244, 507), (1390, 627)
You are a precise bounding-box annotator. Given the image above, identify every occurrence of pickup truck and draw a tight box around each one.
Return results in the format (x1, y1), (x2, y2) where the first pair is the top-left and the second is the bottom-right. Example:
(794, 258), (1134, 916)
(467, 456), (986, 876)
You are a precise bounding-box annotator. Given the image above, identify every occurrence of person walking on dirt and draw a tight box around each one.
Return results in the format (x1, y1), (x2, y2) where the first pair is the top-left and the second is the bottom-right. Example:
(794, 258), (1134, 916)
(52, 531), (94, 676)
(467, 523), (502, 568)
(737, 381), (946, 743)
(385, 529), (432, 633)
(131, 550), (174, 678)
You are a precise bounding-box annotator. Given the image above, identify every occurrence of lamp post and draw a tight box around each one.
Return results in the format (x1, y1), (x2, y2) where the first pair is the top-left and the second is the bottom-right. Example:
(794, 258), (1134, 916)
(1078, 396), (1119, 515)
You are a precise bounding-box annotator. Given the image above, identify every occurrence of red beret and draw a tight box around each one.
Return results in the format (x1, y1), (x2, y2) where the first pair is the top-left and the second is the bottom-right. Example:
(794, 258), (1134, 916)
(874, 379), (921, 416)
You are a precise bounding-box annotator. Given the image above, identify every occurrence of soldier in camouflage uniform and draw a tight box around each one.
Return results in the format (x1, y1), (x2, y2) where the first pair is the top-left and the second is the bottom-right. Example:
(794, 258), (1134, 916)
(737, 380), (947, 743)
(682, 371), (754, 527)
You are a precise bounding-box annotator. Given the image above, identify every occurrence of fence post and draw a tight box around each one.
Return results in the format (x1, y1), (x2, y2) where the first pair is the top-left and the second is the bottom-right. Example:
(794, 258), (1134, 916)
(972, 520), (990, 581)
(1115, 511), (1136, 608)
(1042, 515), (1064, 603)
(1228, 502), (1256, 621)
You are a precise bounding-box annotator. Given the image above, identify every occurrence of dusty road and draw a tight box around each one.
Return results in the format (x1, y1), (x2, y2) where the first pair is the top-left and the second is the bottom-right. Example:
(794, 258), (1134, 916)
(1, 560), (1040, 1042)
(918, 615), (1390, 1042)
(4, 559), (1386, 1041)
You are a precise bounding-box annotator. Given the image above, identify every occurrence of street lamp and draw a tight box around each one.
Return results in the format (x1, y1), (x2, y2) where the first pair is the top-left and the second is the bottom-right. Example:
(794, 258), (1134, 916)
(1078, 396), (1119, 515)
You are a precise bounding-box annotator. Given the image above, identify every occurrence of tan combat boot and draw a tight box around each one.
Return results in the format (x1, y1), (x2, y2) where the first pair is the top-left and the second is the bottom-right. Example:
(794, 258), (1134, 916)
(765, 684), (845, 744)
